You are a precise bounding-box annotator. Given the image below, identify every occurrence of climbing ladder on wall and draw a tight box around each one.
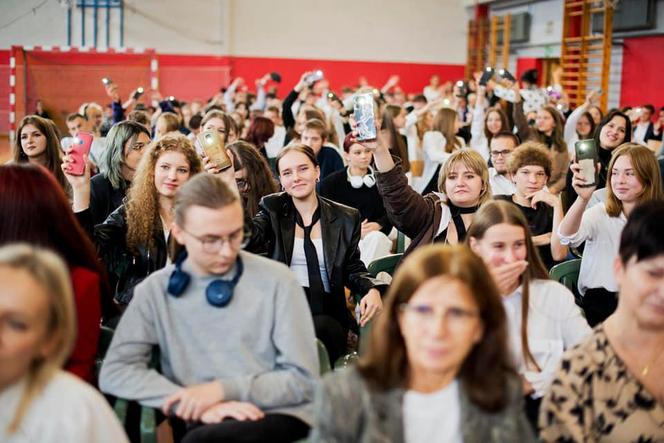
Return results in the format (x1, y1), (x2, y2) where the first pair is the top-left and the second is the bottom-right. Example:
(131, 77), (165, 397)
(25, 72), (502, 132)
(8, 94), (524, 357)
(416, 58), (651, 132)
(488, 14), (511, 70)
(466, 16), (489, 78)
(560, 0), (614, 110)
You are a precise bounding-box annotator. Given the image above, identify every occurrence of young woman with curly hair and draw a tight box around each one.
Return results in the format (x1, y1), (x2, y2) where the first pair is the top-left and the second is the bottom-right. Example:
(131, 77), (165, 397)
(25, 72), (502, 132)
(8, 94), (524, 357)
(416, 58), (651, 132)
(67, 133), (202, 306)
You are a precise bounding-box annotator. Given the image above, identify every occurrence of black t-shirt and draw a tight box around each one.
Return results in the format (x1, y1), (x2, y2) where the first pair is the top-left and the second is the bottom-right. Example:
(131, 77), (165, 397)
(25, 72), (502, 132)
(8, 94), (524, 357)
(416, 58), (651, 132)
(495, 194), (557, 269)
(319, 168), (392, 235)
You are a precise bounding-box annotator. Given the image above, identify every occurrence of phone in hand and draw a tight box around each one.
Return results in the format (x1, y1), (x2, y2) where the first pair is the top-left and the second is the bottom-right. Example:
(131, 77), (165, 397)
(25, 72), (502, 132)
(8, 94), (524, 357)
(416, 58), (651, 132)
(497, 68), (516, 82)
(270, 72), (282, 83)
(305, 70), (324, 85)
(101, 77), (112, 86)
(67, 131), (94, 176)
(133, 87), (144, 100)
(198, 130), (231, 170)
(353, 92), (377, 141)
(479, 67), (495, 86)
(574, 139), (599, 187)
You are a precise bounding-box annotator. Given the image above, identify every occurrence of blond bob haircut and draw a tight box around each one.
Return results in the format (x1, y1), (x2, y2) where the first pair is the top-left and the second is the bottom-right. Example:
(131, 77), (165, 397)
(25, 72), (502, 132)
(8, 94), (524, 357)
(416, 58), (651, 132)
(605, 143), (663, 217)
(0, 244), (76, 434)
(437, 149), (492, 205)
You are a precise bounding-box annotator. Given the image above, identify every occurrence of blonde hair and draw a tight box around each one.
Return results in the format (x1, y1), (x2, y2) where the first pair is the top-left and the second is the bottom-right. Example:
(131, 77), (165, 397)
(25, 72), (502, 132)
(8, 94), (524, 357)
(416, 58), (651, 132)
(605, 143), (663, 217)
(438, 150), (492, 205)
(433, 108), (462, 153)
(126, 133), (202, 253)
(0, 244), (76, 434)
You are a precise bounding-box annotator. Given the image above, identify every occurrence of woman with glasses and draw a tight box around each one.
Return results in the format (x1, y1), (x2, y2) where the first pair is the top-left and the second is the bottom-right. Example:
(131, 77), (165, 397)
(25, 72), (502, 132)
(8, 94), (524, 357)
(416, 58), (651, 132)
(66, 133), (202, 307)
(226, 141), (278, 218)
(65, 121), (151, 226)
(309, 244), (535, 442)
(242, 144), (386, 363)
(467, 200), (590, 429)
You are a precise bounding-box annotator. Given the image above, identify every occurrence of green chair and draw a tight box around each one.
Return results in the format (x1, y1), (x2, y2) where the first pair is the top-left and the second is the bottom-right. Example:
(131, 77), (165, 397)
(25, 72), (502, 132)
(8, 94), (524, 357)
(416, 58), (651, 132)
(549, 259), (582, 306)
(367, 253), (403, 277)
(316, 339), (332, 375)
(96, 325), (115, 379)
(395, 230), (406, 254)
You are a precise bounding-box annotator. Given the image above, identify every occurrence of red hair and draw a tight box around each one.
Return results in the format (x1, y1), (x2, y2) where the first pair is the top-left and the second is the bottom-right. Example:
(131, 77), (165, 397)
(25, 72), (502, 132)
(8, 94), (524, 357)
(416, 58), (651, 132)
(0, 164), (113, 316)
(245, 116), (275, 151)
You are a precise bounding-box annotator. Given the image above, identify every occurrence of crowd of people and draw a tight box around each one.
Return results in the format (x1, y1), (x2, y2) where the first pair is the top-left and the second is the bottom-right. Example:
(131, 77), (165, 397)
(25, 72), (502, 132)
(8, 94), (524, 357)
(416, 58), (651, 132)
(1, 67), (663, 443)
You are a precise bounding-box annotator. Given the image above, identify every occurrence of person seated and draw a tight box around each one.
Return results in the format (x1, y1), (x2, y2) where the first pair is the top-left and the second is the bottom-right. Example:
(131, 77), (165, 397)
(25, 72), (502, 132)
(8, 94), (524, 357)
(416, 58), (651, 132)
(243, 145), (386, 362)
(226, 141), (278, 219)
(0, 164), (110, 379)
(0, 244), (128, 443)
(309, 244), (536, 442)
(100, 174), (318, 443)
(488, 131), (519, 196)
(319, 134), (393, 265)
(540, 201), (664, 442)
(300, 119), (344, 182)
(470, 84), (511, 162)
(66, 133), (202, 306)
(495, 142), (567, 269)
(467, 201), (590, 429)
(65, 113), (107, 175)
(559, 143), (663, 326)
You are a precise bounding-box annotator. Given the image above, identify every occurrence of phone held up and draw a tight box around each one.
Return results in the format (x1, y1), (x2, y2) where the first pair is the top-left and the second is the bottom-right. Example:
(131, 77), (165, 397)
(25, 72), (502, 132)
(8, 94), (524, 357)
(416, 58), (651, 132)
(353, 92), (377, 141)
(575, 139), (599, 187)
(65, 131), (94, 176)
(197, 129), (231, 171)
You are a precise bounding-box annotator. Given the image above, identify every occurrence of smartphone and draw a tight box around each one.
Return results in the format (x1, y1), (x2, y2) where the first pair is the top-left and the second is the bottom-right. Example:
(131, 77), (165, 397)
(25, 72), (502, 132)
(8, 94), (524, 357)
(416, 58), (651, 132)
(305, 70), (324, 85)
(455, 80), (468, 97)
(574, 139), (599, 187)
(270, 71), (282, 83)
(101, 77), (112, 86)
(497, 68), (516, 82)
(353, 92), (377, 141)
(67, 131), (94, 176)
(479, 67), (494, 86)
(197, 129), (231, 170)
(132, 87), (144, 100)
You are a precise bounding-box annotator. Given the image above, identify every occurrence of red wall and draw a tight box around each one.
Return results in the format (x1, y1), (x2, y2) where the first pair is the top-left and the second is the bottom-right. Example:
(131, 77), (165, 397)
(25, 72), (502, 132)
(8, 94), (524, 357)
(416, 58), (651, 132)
(0, 50), (10, 133)
(621, 35), (664, 107)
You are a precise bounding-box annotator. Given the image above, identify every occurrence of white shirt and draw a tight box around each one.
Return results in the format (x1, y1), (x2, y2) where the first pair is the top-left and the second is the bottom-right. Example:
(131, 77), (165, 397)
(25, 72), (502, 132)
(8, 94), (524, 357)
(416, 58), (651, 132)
(469, 103), (490, 162)
(489, 168), (515, 196)
(0, 371), (129, 443)
(265, 125), (287, 158)
(411, 133), (465, 194)
(558, 203), (627, 294)
(633, 121), (650, 146)
(290, 237), (330, 292)
(403, 380), (463, 443)
(502, 280), (591, 398)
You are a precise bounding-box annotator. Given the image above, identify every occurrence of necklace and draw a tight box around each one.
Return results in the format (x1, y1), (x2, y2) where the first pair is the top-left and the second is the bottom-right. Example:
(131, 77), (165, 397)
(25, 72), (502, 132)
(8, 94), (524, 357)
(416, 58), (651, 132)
(641, 343), (664, 378)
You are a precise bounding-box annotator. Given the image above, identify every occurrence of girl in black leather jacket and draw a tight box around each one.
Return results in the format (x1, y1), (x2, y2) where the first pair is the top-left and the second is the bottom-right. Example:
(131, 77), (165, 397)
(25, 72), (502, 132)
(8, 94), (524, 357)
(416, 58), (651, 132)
(66, 133), (202, 306)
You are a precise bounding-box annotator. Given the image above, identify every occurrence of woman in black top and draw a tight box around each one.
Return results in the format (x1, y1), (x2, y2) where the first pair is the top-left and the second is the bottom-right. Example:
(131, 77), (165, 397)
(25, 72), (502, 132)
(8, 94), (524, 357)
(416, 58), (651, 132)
(88, 120), (151, 225)
(244, 144), (386, 362)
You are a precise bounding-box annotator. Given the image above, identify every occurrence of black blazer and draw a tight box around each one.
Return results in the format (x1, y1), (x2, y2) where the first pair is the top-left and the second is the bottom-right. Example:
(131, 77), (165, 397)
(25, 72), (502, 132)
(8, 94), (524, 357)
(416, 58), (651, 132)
(245, 192), (387, 329)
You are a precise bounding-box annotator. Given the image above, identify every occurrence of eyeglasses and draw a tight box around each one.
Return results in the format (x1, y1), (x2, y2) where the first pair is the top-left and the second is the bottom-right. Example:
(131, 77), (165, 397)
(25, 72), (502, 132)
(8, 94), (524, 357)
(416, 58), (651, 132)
(399, 302), (479, 327)
(490, 150), (512, 157)
(182, 227), (245, 253)
(235, 178), (250, 193)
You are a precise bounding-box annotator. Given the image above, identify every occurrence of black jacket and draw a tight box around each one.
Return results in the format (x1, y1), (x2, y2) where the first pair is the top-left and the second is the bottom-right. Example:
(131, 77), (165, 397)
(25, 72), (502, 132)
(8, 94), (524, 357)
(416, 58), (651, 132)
(77, 204), (170, 305)
(245, 193), (387, 329)
(89, 173), (127, 227)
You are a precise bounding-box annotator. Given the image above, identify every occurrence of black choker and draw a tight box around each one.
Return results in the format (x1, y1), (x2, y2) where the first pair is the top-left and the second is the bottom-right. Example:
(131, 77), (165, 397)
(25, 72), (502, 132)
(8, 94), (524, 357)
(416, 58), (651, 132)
(448, 202), (479, 214)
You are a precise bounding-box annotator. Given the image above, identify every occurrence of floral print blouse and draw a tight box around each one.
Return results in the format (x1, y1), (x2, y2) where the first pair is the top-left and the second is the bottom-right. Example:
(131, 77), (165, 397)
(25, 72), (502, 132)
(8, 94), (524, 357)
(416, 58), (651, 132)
(539, 325), (664, 442)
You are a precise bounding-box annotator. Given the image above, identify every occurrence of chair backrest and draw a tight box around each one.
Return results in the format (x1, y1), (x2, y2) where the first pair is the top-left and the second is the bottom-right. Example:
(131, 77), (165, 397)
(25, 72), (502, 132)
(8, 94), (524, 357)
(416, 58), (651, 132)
(549, 259), (582, 304)
(95, 325), (115, 379)
(316, 339), (332, 375)
(367, 253), (403, 278)
(396, 231), (406, 254)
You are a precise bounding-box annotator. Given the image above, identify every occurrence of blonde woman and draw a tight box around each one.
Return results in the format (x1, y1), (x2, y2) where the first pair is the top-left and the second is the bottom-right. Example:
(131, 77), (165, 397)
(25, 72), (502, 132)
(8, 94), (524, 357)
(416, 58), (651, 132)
(67, 133), (202, 305)
(0, 244), (128, 442)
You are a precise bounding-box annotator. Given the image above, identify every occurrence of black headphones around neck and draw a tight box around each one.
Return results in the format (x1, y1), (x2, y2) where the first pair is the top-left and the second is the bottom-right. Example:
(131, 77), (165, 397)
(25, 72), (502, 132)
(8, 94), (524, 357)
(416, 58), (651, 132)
(167, 250), (243, 307)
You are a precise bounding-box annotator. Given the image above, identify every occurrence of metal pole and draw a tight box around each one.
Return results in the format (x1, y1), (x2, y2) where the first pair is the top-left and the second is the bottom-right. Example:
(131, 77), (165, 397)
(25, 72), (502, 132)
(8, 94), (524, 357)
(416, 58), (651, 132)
(81, 0), (86, 47)
(67, 5), (72, 46)
(106, 0), (110, 48)
(93, 0), (98, 48)
(120, 0), (124, 47)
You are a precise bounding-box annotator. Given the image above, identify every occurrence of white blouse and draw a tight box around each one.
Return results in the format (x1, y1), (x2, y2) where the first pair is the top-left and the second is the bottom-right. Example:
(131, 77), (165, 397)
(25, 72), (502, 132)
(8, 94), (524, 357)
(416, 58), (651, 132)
(502, 279), (591, 398)
(489, 168), (516, 196)
(0, 371), (129, 443)
(290, 237), (331, 293)
(403, 380), (463, 443)
(557, 203), (626, 294)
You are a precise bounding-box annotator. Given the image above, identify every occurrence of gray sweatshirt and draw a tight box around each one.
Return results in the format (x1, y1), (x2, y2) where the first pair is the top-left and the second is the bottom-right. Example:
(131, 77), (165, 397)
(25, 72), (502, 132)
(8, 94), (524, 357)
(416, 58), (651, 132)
(99, 251), (319, 425)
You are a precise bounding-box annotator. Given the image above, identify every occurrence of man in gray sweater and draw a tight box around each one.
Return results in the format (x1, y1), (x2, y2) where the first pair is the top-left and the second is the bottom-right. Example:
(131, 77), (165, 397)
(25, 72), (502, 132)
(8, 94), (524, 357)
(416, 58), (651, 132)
(100, 173), (319, 443)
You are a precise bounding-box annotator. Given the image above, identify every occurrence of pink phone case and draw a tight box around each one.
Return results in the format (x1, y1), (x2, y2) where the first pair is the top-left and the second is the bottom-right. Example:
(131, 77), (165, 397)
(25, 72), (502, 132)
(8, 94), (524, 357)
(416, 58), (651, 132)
(68, 131), (93, 176)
